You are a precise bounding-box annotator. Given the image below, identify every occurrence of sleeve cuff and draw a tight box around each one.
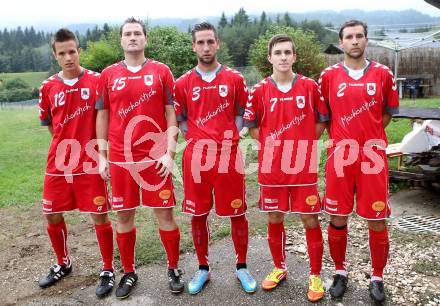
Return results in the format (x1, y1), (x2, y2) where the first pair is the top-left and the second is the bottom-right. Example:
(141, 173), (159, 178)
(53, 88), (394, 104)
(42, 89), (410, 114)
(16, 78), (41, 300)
(40, 119), (51, 126)
(317, 112), (330, 122)
(176, 114), (187, 122)
(386, 106), (399, 115)
(243, 119), (258, 128)
(95, 97), (105, 110)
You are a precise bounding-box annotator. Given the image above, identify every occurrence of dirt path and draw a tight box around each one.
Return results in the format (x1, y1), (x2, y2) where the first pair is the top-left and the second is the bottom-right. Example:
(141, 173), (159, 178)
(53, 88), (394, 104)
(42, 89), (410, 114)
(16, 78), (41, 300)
(1, 187), (439, 305)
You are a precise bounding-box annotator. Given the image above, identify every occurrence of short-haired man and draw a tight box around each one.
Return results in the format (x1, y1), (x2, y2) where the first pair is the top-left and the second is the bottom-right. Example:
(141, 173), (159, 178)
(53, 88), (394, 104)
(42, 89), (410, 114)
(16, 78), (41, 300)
(244, 34), (326, 302)
(38, 28), (115, 298)
(174, 22), (257, 294)
(317, 20), (399, 302)
(96, 17), (183, 299)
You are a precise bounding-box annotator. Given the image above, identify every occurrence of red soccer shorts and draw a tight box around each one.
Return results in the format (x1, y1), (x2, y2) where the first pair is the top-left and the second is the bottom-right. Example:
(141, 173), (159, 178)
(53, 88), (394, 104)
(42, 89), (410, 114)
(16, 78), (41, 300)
(323, 145), (391, 219)
(182, 145), (246, 217)
(42, 174), (109, 214)
(259, 184), (321, 214)
(109, 162), (175, 211)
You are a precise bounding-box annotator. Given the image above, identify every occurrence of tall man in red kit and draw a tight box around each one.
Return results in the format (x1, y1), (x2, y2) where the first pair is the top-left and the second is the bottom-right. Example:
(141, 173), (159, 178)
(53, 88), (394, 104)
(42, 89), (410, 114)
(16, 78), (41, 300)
(317, 20), (399, 303)
(96, 17), (183, 299)
(38, 28), (115, 298)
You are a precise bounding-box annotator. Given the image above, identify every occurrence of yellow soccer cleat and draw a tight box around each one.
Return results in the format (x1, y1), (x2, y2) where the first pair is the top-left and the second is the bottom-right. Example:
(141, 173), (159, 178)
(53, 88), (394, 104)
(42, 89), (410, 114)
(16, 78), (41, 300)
(307, 275), (325, 302)
(261, 268), (288, 290)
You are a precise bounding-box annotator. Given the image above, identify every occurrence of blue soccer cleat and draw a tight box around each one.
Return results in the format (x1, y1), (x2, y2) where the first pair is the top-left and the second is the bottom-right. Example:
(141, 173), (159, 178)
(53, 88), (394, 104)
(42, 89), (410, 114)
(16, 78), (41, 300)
(236, 268), (257, 293)
(188, 269), (210, 295)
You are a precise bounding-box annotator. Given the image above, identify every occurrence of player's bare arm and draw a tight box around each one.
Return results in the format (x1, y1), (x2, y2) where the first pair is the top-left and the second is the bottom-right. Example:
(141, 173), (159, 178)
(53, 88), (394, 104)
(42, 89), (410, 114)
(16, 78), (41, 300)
(316, 122), (327, 139)
(382, 113), (392, 128)
(248, 127), (259, 140)
(96, 109), (110, 180)
(156, 105), (178, 177)
(47, 125), (54, 136)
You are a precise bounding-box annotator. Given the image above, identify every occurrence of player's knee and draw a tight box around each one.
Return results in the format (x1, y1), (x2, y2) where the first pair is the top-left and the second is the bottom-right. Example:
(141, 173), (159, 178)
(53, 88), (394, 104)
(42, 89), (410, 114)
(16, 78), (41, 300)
(330, 215), (348, 228)
(368, 220), (386, 232)
(45, 213), (64, 225)
(300, 214), (319, 229)
(117, 210), (135, 226)
(90, 213), (109, 225)
(154, 208), (174, 223)
(268, 212), (284, 224)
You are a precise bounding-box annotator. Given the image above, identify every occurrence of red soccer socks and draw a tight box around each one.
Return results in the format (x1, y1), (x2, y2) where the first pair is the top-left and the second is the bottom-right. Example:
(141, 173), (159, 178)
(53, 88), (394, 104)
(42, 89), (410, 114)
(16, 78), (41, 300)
(159, 227), (181, 269)
(191, 214), (210, 267)
(369, 227), (389, 278)
(305, 225), (324, 276)
(94, 221), (114, 271)
(116, 227), (136, 273)
(328, 223), (348, 272)
(231, 215), (249, 266)
(268, 222), (286, 269)
(47, 219), (70, 266)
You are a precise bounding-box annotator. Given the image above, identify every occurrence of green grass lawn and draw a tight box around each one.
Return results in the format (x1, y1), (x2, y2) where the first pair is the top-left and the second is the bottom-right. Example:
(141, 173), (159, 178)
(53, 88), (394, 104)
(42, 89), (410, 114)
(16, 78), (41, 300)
(0, 71), (48, 88)
(0, 98), (438, 265)
(0, 107), (50, 207)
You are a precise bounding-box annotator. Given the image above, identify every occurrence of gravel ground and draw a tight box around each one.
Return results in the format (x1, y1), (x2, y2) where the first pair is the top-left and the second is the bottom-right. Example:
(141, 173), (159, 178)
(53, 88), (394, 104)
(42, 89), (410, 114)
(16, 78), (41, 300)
(285, 214), (440, 306)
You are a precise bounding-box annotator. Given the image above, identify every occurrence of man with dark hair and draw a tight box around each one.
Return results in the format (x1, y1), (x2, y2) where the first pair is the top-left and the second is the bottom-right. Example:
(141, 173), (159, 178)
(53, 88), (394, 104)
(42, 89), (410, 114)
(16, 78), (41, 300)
(174, 22), (257, 295)
(244, 33), (326, 302)
(96, 17), (183, 299)
(317, 20), (399, 302)
(38, 28), (115, 298)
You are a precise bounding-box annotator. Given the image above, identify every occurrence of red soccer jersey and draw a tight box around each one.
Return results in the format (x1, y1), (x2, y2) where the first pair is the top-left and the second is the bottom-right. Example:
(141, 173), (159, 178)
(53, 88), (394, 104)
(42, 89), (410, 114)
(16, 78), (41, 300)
(97, 60), (174, 163)
(173, 66), (247, 147)
(243, 75), (320, 186)
(39, 69), (100, 175)
(317, 61), (399, 147)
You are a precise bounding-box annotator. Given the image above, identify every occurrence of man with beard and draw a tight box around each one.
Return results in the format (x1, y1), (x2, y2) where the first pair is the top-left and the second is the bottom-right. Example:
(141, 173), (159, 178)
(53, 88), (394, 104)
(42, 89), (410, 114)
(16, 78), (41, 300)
(317, 20), (399, 303)
(96, 17), (183, 299)
(173, 22), (257, 295)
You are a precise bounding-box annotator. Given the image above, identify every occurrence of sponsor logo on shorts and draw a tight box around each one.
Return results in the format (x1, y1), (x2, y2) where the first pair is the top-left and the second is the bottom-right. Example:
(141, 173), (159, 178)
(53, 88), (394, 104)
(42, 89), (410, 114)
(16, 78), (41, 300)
(264, 205), (279, 210)
(306, 195), (318, 206)
(264, 198), (279, 204)
(112, 203), (124, 209)
(372, 201), (386, 212)
(93, 196), (106, 206)
(185, 199), (196, 208)
(112, 196), (123, 203)
(326, 206), (338, 212)
(325, 198), (338, 205)
(42, 199), (52, 205)
(159, 189), (172, 200)
(231, 199), (243, 209)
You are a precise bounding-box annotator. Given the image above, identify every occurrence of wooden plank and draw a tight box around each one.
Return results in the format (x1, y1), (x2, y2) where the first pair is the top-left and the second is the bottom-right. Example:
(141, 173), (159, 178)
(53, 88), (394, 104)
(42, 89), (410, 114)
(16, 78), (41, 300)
(393, 107), (440, 120)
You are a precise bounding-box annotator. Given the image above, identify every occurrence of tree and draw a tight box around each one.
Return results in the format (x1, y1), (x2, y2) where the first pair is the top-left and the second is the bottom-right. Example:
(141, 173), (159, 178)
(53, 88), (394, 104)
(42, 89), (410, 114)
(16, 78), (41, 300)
(80, 28), (123, 72)
(81, 26), (196, 77)
(231, 8), (250, 26)
(145, 26), (196, 77)
(218, 12), (228, 28)
(248, 25), (326, 80)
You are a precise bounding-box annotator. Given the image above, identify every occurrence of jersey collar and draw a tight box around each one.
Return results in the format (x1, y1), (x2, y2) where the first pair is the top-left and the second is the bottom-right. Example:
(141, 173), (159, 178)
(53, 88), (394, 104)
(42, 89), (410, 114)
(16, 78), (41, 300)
(340, 59), (373, 79)
(268, 73), (298, 92)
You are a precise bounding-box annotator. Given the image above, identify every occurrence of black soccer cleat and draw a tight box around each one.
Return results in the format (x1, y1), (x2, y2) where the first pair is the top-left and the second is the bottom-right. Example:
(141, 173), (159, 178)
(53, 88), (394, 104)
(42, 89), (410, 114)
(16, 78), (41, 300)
(168, 268), (185, 294)
(115, 272), (138, 299)
(95, 270), (115, 298)
(38, 263), (72, 288)
(329, 274), (348, 299)
(369, 280), (386, 303)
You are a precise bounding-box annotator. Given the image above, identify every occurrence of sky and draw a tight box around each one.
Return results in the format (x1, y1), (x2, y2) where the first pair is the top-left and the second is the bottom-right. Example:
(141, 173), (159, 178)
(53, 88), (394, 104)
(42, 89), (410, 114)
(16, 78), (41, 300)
(2, 0), (440, 28)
